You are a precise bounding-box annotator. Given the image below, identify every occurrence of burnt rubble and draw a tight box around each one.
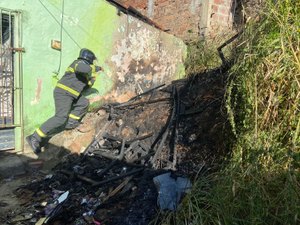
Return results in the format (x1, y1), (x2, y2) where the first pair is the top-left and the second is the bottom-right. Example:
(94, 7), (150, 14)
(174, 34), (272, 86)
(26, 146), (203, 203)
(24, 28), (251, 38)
(86, 83), (181, 170)
(9, 82), (188, 225)
(15, 155), (162, 225)
(3, 70), (229, 225)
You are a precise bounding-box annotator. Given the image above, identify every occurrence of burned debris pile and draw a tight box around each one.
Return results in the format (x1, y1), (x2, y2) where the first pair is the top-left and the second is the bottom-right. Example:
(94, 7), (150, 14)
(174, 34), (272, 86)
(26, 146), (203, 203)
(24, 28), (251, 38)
(14, 155), (161, 225)
(86, 83), (182, 170)
(3, 71), (228, 225)
(8, 82), (194, 225)
(86, 70), (227, 173)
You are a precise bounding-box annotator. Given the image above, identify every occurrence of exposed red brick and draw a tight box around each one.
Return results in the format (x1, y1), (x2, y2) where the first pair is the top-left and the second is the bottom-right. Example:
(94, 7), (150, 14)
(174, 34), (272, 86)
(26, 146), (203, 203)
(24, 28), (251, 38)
(219, 6), (230, 15)
(212, 4), (219, 13)
(116, 0), (233, 40)
(214, 0), (224, 5)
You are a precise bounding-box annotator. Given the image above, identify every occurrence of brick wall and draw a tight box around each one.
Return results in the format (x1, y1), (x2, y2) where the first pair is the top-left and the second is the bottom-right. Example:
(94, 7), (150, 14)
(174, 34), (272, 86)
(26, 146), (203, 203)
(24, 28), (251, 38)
(152, 0), (203, 40)
(209, 0), (233, 35)
(116, 0), (234, 40)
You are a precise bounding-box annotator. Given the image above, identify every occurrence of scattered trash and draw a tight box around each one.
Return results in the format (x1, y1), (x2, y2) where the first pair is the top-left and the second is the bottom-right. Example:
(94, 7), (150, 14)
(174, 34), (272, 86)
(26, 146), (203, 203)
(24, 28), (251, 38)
(44, 190), (70, 223)
(44, 174), (53, 180)
(153, 172), (192, 211)
(40, 201), (48, 207)
(56, 190), (69, 204)
(35, 217), (46, 225)
(93, 218), (101, 225)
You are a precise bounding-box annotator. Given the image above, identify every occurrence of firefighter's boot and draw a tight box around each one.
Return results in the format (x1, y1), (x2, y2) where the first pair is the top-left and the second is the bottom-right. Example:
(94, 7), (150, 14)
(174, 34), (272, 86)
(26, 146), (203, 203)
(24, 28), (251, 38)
(65, 118), (81, 130)
(26, 133), (42, 155)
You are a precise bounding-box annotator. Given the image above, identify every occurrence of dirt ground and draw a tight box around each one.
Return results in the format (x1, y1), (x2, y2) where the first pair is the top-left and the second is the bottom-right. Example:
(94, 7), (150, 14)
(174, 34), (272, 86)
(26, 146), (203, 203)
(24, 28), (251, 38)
(0, 67), (231, 225)
(0, 175), (30, 219)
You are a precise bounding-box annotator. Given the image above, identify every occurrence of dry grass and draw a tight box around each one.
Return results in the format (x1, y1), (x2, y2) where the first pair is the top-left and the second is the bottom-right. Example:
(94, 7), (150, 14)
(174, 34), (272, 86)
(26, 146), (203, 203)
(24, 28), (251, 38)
(155, 0), (300, 224)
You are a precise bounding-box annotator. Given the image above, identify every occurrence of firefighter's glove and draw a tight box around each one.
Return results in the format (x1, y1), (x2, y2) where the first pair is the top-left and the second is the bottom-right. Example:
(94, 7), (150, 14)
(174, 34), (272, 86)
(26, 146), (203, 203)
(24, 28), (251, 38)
(90, 64), (102, 73)
(95, 66), (103, 72)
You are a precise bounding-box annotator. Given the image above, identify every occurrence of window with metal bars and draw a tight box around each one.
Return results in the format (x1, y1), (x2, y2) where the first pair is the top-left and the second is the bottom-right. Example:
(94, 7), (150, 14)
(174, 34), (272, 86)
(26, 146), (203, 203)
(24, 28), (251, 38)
(0, 13), (14, 126)
(0, 11), (15, 150)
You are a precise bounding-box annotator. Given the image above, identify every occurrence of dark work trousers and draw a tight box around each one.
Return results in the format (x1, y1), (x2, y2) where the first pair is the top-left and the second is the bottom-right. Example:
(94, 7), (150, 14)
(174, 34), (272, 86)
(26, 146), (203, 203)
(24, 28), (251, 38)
(37, 87), (89, 140)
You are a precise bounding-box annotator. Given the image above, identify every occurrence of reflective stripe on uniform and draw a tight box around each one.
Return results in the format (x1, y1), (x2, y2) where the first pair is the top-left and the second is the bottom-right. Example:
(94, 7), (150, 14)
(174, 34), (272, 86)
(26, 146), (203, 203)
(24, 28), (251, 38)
(56, 83), (80, 97)
(90, 64), (96, 73)
(90, 64), (97, 78)
(66, 67), (75, 73)
(69, 113), (80, 120)
(36, 128), (47, 138)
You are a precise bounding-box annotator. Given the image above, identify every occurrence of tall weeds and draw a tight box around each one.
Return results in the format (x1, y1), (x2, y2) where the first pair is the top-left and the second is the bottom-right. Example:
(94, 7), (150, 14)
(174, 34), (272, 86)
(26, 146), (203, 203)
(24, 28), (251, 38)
(184, 38), (224, 76)
(157, 0), (300, 224)
(227, 0), (300, 169)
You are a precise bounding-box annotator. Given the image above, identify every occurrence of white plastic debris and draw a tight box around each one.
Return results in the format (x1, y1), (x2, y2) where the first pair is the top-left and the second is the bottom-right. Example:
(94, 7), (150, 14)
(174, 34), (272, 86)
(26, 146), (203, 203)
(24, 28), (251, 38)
(57, 190), (69, 204)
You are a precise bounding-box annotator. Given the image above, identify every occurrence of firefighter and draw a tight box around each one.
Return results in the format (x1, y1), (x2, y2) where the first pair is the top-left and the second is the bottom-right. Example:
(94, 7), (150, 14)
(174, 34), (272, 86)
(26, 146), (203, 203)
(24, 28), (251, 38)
(26, 48), (102, 154)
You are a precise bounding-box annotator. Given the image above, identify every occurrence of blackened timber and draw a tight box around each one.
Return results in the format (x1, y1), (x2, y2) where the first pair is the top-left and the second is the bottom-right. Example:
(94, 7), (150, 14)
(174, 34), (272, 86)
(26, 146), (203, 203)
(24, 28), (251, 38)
(96, 159), (118, 178)
(93, 139), (126, 160)
(128, 84), (166, 102)
(128, 133), (153, 144)
(217, 31), (243, 66)
(83, 120), (114, 155)
(102, 133), (122, 143)
(150, 89), (175, 150)
(150, 127), (170, 167)
(59, 169), (99, 186)
(102, 133), (153, 146)
(130, 151), (155, 163)
(114, 97), (171, 109)
(151, 86), (177, 168)
(170, 87), (180, 170)
(102, 176), (133, 203)
(92, 167), (144, 187)
(115, 84), (166, 109)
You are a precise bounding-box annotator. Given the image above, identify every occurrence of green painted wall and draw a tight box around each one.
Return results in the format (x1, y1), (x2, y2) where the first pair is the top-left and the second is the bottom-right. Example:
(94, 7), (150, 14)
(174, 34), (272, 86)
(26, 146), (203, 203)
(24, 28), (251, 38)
(0, 0), (187, 151)
(0, 0), (118, 142)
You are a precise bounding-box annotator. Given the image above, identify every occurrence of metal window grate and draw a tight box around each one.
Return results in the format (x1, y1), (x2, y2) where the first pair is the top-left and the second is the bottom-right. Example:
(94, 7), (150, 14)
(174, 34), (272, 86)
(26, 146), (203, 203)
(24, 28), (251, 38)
(0, 9), (16, 151)
(0, 12), (14, 128)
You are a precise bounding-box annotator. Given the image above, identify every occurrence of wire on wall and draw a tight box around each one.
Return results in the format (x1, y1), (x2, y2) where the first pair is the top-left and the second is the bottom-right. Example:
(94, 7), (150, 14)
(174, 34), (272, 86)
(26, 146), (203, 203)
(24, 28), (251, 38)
(38, 0), (81, 50)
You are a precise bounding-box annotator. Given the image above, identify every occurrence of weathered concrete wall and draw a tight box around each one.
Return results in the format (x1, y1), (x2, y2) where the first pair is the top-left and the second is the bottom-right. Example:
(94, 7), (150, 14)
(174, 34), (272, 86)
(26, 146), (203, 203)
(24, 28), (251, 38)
(0, 0), (186, 151)
(101, 14), (186, 103)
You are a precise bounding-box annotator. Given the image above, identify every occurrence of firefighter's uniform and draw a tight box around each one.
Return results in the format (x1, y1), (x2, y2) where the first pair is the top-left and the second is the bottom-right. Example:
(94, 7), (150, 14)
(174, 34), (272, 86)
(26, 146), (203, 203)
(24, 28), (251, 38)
(26, 48), (101, 154)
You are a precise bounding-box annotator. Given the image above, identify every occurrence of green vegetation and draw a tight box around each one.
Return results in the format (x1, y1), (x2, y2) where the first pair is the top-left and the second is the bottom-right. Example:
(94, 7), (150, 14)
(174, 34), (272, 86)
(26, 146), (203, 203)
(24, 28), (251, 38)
(158, 0), (300, 224)
(184, 38), (223, 75)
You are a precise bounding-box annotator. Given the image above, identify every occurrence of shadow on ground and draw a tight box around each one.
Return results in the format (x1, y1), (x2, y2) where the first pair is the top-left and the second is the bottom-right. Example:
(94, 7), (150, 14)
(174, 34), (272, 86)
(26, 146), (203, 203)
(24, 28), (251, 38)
(0, 66), (233, 225)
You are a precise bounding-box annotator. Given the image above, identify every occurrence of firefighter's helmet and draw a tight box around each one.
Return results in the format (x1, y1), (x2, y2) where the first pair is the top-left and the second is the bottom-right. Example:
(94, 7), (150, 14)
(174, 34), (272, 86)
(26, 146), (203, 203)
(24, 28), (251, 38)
(78, 48), (96, 64)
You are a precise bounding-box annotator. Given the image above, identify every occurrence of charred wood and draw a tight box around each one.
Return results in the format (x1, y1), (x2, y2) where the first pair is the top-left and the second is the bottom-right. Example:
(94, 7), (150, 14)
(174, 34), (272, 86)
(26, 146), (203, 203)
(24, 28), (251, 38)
(92, 167), (144, 187)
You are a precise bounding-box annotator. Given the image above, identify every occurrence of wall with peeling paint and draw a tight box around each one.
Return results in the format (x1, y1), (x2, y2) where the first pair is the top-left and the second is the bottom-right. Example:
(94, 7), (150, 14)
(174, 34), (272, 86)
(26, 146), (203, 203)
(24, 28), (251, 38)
(0, 0), (186, 151)
(105, 14), (186, 103)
